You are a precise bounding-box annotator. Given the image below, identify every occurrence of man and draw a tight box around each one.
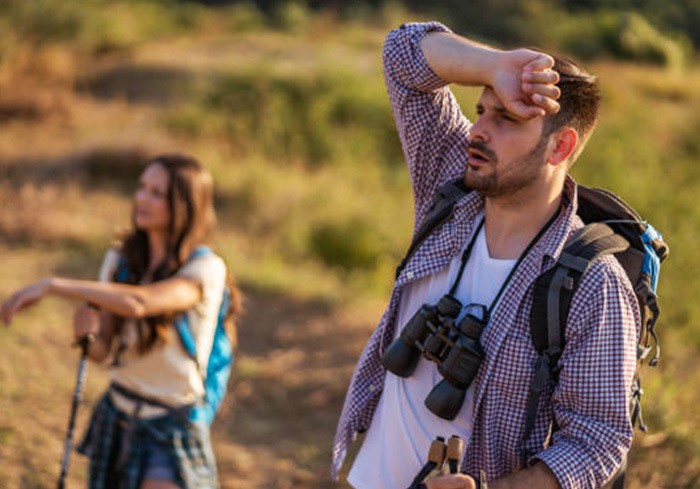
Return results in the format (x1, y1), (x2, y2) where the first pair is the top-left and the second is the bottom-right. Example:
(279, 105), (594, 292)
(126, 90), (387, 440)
(333, 22), (639, 489)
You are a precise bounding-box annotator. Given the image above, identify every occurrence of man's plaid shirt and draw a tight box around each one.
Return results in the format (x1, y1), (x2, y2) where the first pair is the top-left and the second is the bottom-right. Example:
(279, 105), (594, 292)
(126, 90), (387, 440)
(333, 22), (640, 489)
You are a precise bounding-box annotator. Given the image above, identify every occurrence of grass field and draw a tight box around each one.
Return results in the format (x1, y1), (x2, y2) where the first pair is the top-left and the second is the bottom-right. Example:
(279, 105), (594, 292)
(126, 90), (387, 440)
(0, 3), (699, 488)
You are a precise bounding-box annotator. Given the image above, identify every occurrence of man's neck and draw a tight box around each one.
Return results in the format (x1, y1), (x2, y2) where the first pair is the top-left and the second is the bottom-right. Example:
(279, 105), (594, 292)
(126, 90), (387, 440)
(483, 184), (563, 260)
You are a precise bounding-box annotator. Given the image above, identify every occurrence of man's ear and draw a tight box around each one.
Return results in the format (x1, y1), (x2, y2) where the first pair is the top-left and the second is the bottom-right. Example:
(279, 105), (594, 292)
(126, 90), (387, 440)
(546, 127), (578, 167)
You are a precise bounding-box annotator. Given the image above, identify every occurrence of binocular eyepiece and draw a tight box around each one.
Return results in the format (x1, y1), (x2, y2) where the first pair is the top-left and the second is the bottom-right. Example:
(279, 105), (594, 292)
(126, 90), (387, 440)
(381, 297), (488, 420)
(381, 294), (462, 377)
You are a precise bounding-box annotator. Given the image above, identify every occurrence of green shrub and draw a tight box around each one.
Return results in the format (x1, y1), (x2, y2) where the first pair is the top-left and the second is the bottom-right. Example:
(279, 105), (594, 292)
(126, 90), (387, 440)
(225, 1), (267, 32)
(617, 13), (688, 68)
(557, 11), (689, 68)
(272, 1), (312, 33)
(0, 0), (84, 45)
(202, 69), (401, 167)
(310, 217), (384, 270)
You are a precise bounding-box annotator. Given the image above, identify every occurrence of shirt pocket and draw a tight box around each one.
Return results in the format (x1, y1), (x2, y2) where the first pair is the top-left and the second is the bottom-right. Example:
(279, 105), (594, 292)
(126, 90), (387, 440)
(486, 331), (538, 399)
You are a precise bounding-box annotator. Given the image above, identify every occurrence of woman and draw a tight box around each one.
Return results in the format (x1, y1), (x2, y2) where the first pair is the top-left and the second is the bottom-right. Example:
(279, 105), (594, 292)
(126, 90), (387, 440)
(1, 154), (241, 489)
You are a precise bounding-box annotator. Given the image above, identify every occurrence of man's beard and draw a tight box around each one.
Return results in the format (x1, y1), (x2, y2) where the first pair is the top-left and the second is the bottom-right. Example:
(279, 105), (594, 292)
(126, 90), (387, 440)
(464, 137), (548, 198)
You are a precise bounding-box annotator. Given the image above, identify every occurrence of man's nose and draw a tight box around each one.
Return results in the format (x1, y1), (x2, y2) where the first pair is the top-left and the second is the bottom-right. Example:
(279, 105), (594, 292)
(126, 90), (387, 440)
(469, 118), (489, 143)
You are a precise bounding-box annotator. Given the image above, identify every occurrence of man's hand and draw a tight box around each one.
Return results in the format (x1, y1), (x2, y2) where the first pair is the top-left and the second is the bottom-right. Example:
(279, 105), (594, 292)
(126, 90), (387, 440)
(425, 474), (477, 489)
(492, 48), (560, 119)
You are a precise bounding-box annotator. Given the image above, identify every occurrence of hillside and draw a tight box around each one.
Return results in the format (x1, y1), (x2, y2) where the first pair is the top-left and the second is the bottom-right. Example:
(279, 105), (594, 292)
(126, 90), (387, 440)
(0, 3), (699, 488)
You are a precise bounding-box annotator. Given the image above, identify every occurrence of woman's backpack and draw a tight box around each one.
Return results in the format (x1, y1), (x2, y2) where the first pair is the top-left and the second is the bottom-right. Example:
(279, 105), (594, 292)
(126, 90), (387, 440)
(114, 246), (234, 425)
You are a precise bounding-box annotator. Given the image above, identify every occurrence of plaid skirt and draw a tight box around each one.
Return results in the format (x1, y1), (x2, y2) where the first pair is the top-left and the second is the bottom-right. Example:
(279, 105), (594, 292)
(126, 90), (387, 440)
(77, 391), (219, 489)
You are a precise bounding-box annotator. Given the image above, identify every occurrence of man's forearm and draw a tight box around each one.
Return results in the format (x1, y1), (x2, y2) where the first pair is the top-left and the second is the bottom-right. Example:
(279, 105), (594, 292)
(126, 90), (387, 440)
(419, 29), (560, 119)
(420, 31), (502, 87)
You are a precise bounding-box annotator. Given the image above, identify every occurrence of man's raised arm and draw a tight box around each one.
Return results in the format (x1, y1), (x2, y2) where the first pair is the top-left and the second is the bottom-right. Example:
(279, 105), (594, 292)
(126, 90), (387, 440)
(420, 30), (561, 118)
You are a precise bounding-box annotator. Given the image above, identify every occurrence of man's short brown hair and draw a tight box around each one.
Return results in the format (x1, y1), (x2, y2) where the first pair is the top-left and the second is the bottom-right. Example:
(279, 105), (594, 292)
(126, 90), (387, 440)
(543, 55), (601, 162)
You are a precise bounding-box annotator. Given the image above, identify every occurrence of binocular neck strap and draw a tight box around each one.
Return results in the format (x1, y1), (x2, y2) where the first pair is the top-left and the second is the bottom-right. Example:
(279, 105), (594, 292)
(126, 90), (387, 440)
(449, 211), (560, 318)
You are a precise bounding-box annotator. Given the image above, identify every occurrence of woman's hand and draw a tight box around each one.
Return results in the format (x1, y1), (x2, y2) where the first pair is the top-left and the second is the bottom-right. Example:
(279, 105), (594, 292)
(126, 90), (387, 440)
(73, 304), (114, 363)
(73, 303), (101, 341)
(1, 279), (53, 326)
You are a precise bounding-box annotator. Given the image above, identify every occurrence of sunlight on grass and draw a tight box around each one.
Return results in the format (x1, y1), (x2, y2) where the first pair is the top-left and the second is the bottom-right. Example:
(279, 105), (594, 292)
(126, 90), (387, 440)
(0, 2), (699, 487)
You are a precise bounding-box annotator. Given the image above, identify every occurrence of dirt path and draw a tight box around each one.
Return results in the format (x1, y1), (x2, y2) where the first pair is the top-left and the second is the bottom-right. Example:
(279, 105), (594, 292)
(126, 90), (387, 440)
(213, 289), (377, 488)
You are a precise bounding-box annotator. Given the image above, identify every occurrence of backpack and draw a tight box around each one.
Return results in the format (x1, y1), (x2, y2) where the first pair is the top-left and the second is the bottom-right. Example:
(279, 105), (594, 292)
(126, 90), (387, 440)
(396, 179), (669, 486)
(114, 246), (234, 425)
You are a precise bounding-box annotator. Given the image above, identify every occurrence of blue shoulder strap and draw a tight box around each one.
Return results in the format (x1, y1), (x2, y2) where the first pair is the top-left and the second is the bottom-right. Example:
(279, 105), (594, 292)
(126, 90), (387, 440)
(115, 247), (219, 365)
(641, 223), (663, 292)
(114, 254), (131, 283)
(174, 246), (214, 363)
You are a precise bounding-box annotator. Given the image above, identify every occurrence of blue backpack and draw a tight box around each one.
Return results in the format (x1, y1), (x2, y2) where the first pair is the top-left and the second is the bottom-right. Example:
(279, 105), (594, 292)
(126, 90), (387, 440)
(115, 246), (234, 425)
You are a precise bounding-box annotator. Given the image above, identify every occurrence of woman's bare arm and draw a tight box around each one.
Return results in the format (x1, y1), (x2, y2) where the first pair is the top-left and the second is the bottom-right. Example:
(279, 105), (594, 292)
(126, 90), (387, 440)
(2, 275), (202, 325)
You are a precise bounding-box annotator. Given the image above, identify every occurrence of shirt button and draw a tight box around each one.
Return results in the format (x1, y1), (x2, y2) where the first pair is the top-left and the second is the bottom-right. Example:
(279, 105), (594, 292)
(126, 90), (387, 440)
(406, 271), (414, 279)
(368, 384), (378, 392)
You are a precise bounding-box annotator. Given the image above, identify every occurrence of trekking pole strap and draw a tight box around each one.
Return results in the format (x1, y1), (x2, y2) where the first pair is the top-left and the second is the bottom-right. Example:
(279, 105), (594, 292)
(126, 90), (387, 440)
(478, 471), (488, 489)
(407, 437), (447, 489)
(409, 463), (438, 489)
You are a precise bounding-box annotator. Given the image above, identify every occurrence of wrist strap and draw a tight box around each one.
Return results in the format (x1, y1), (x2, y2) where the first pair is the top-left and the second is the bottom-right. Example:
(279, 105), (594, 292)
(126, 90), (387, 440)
(477, 470), (488, 489)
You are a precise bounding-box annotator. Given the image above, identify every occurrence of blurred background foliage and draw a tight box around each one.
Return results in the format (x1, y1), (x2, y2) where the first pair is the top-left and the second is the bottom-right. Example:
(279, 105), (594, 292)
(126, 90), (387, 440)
(0, 0), (698, 487)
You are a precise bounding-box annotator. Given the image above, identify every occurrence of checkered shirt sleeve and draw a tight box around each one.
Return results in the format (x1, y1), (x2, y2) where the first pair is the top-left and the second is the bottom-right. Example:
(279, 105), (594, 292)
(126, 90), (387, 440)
(383, 21), (472, 229)
(333, 21), (472, 479)
(533, 257), (640, 489)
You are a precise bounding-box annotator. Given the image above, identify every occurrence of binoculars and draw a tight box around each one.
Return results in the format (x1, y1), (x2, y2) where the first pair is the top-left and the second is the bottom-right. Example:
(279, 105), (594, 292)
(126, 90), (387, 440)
(382, 295), (487, 420)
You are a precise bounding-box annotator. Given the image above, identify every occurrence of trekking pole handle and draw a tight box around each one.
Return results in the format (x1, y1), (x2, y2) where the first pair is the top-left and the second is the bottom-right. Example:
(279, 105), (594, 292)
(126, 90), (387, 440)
(446, 435), (463, 474)
(73, 333), (95, 354)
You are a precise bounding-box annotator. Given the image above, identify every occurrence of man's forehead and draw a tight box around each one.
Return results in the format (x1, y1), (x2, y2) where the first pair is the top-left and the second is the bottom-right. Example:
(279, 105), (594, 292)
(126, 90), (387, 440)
(477, 87), (505, 110)
(476, 87), (546, 127)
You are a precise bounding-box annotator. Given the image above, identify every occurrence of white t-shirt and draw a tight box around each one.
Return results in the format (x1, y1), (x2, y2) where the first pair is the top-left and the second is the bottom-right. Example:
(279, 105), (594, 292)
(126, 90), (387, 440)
(348, 222), (517, 489)
(98, 248), (227, 418)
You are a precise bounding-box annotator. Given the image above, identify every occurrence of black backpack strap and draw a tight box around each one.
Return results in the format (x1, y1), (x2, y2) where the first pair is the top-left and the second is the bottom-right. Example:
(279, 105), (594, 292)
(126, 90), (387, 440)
(520, 223), (629, 466)
(395, 179), (471, 279)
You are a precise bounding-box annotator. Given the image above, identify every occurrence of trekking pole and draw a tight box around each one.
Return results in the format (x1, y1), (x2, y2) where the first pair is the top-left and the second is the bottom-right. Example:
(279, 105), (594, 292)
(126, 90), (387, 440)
(446, 435), (463, 474)
(407, 437), (447, 489)
(57, 334), (94, 489)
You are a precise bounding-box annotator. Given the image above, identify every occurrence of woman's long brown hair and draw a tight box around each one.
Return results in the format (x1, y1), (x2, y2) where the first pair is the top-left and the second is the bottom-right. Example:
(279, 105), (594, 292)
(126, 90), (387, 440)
(114, 154), (241, 355)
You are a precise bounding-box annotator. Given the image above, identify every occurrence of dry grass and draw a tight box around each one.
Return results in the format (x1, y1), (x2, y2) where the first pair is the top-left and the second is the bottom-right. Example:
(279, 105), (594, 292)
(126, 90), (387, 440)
(0, 11), (698, 489)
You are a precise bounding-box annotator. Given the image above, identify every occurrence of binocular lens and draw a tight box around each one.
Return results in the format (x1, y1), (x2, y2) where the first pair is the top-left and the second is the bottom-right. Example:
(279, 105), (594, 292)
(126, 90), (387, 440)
(424, 379), (467, 420)
(382, 336), (421, 377)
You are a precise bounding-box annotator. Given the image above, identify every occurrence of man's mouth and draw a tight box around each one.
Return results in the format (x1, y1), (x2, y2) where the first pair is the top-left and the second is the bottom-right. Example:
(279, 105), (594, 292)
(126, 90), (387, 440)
(468, 149), (489, 164)
(467, 143), (496, 165)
